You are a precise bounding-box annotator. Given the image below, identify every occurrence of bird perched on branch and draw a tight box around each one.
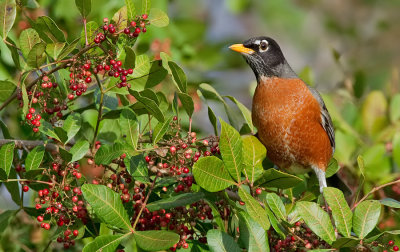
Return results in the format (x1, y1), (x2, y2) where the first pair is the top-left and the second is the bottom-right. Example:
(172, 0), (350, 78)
(229, 36), (335, 192)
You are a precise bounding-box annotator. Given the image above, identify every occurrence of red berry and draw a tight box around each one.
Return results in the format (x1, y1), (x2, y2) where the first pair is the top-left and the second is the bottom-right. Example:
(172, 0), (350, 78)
(255, 188), (262, 195)
(26, 113), (32, 120)
(83, 63), (90, 70)
(173, 116), (178, 121)
(68, 94), (74, 100)
(142, 14), (148, 19)
(37, 215), (44, 222)
(35, 204), (41, 209)
(72, 196), (78, 202)
(75, 173), (82, 179)
(23, 185), (29, 192)
(116, 61), (122, 66)
(389, 241), (395, 246)
(142, 28), (147, 33)
(130, 21), (136, 27)
(145, 156), (151, 163)
(124, 27), (130, 34)
(44, 223), (50, 230)
(135, 27), (141, 33)
(128, 68), (133, 74)
(394, 246), (399, 251)
(170, 146), (176, 154)
(110, 59), (116, 65)
(72, 230), (79, 236)
(109, 27), (116, 33)
(85, 77), (92, 83)
(29, 107), (35, 114)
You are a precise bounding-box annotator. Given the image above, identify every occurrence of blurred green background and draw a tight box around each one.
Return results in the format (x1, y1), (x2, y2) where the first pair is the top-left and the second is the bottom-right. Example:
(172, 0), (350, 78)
(1, 0), (400, 232)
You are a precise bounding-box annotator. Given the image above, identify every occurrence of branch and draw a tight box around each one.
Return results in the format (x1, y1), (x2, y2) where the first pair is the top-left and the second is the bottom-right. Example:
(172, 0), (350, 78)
(351, 179), (400, 210)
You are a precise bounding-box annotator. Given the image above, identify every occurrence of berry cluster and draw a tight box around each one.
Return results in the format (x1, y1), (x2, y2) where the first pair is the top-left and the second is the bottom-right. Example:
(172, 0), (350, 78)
(383, 240), (399, 252)
(268, 221), (329, 251)
(97, 14), (149, 43)
(18, 75), (67, 132)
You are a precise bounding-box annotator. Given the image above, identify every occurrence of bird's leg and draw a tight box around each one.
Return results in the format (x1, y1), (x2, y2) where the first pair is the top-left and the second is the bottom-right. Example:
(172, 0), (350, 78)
(311, 165), (327, 193)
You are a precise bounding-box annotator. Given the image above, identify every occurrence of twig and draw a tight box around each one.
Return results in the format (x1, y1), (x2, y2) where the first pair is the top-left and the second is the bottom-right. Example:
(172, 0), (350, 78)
(132, 174), (159, 230)
(83, 18), (89, 46)
(351, 179), (400, 210)
(92, 74), (104, 151)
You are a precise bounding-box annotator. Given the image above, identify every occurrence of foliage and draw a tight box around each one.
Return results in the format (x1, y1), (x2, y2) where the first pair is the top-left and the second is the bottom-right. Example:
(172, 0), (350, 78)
(0, 0), (399, 251)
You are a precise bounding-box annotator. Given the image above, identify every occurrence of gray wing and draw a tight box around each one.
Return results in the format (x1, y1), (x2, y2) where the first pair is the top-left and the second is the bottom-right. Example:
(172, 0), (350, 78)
(308, 87), (335, 154)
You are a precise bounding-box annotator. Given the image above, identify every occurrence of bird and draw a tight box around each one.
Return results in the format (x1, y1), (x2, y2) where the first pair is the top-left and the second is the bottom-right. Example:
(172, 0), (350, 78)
(229, 36), (335, 193)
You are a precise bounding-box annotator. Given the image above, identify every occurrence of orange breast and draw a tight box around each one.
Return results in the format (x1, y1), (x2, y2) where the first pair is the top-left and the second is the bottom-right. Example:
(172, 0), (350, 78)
(252, 77), (332, 172)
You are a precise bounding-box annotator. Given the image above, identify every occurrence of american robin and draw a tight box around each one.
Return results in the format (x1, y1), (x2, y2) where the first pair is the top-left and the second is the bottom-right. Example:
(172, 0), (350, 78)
(229, 36), (335, 192)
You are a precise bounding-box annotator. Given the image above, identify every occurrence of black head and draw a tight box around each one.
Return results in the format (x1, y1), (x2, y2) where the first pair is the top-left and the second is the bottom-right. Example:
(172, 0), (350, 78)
(229, 36), (296, 82)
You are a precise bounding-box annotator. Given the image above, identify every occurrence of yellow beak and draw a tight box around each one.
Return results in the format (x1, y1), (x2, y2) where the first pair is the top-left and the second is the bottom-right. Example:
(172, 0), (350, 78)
(229, 44), (255, 54)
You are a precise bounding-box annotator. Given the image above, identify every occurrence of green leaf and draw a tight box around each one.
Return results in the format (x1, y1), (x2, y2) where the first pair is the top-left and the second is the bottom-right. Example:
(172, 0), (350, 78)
(238, 211), (269, 252)
(19, 28), (41, 58)
(80, 21), (98, 46)
(124, 154), (149, 183)
(21, 83), (29, 115)
(147, 192), (205, 212)
(45, 42), (65, 60)
(26, 42), (46, 68)
(361, 91), (388, 137)
(296, 201), (336, 244)
(192, 156), (235, 192)
(242, 136), (265, 184)
(58, 37), (80, 59)
(69, 140), (89, 162)
(266, 193), (286, 220)
(238, 187), (270, 230)
(75, 0), (91, 17)
(83, 234), (127, 252)
(219, 119), (243, 182)
(168, 61), (187, 93)
(353, 200), (381, 239)
(390, 94), (400, 123)
(332, 237), (360, 249)
(125, 0), (135, 20)
(134, 230), (180, 251)
(34, 16), (66, 43)
(177, 92), (194, 118)
(254, 169), (303, 189)
(132, 60), (167, 89)
(95, 142), (132, 165)
(393, 133), (400, 168)
(325, 158), (340, 178)
(124, 46), (135, 69)
(39, 121), (62, 142)
(81, 184), (132, 230)
(63, 113), (82, 144)
(152, 116), (173, 144)
(208, 106), (218, 136)
(0, 0), (16, 39)
(5, 169), (20, 204)
(5, 37), (20, 69)
(141, 0), (150, 15)
(112, 6), (127, 30)
(0, 119), (12, 139)
(380, 198), (400, 208)
(0, 80), (16, 103)
(120, 109), (139, 150)
(0, 142), (14, 177)
(225, 96), (253, 132)
(364, 230), (400, 243)
(129, 90), (165, 122)
(131, 54), (150, 78)
(207, 229), (241, 252)
(323, 187), (352, 237)
(25, 146), (44, 172)
(0, 210), (16, 232)
(265, 206), (286, 239)
(149, 8), (169, 27)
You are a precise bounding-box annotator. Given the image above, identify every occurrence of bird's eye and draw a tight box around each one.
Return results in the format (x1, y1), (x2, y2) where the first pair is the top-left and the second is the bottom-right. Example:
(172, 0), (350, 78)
(259, 41), (268, 52)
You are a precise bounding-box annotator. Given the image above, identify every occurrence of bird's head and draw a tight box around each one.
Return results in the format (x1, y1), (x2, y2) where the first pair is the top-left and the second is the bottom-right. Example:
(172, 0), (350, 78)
(229, 36), (296, 82)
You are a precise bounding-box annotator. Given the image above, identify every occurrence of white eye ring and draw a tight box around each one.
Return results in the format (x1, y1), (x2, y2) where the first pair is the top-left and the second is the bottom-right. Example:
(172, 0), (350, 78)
(259, 41), (269, 52)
